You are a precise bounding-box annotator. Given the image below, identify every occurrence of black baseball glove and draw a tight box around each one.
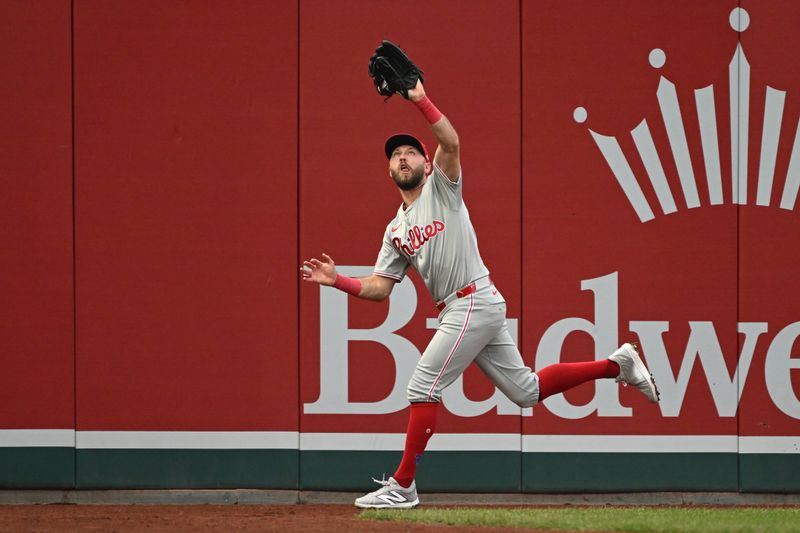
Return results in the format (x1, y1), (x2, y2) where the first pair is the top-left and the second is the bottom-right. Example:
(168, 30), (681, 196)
(368, 40), (424, 100)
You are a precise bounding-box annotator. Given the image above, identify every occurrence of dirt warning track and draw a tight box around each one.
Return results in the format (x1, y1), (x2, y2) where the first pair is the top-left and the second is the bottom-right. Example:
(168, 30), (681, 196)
(0, 504), (565, 533)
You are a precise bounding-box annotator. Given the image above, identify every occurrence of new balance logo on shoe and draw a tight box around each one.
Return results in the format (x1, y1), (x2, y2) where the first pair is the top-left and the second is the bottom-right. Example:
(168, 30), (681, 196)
(354, 476), (420, 509)
(376, 491), (408, 505)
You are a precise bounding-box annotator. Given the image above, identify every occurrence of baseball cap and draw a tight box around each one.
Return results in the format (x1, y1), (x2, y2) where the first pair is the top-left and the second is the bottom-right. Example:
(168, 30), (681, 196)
(385, 133), (430, 163)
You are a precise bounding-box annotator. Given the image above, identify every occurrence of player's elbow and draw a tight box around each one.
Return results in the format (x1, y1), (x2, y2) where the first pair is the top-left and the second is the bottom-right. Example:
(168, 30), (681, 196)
(440, 133), (459, 153)
(368, 276), (394, 302)
(369, 291), (390, 302)
(376, 285), (394, 302)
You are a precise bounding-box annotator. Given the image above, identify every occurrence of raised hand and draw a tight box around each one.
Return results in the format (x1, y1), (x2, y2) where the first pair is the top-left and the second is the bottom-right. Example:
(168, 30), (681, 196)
(300, 253), (338, 286)
(407, 79), (426, 102)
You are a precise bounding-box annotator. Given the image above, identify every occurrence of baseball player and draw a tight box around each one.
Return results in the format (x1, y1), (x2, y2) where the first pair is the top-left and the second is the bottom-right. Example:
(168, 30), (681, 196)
(301, 42), (660, 509)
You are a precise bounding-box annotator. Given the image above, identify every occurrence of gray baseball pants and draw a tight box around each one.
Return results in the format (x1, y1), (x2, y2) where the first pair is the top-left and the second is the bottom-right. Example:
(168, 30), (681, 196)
(407, 276), (540, 406)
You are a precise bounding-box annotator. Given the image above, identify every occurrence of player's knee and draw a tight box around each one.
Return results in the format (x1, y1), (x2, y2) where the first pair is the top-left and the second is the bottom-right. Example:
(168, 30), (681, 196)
(407, 382), (430, 404)
(508, 390), (537, 408)
(517, 397), (537, 408)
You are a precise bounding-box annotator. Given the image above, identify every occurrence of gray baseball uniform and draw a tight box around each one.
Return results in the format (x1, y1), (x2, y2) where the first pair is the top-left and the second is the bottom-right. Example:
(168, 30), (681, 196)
(374, 165), (539, 406)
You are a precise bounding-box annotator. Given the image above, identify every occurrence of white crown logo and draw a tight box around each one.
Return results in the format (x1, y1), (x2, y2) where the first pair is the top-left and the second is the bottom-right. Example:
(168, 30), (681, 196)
(575, 7), (800, 223)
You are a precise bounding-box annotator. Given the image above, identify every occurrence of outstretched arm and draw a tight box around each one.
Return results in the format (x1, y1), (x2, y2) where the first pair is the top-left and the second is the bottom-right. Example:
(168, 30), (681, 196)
(408, 80), (460, 183)
(300, 253), (396, 301)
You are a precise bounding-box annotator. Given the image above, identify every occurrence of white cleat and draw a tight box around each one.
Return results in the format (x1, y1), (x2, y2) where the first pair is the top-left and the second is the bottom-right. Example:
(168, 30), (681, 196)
(609, 342), (661, 403)
(354, 476), (419, 509)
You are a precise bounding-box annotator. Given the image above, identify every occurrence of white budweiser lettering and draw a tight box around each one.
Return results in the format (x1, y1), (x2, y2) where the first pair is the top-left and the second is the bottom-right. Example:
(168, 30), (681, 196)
(306, 267), (800, 421)
(392, 220), (445, 256)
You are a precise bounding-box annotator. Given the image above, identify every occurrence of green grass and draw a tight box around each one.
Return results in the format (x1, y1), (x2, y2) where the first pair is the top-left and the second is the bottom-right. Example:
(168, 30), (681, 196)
(359, 506), (800, 532)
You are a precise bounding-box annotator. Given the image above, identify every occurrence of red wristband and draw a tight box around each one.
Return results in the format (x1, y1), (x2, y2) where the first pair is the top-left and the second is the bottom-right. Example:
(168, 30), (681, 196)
(414, 96), (443, 124)
(333, 274), (362, 296)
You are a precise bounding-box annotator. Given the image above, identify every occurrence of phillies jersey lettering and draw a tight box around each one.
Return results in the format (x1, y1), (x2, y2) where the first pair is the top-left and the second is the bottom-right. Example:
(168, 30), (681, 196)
(392, 220), (446, 256)
(373, 165), (490, 302)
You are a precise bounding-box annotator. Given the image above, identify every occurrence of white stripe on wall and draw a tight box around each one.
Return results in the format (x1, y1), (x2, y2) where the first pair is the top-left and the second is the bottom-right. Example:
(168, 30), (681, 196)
(431, 433), (520, 451)
(0, 430), (75, 447)
(75, 431), (298, 449)
(301, 432), (404, 450)
(522, 435), (738, 453)
(739, 436), (800, 454)
(1, 432), (796, 454)
(300, 433), (520, 451)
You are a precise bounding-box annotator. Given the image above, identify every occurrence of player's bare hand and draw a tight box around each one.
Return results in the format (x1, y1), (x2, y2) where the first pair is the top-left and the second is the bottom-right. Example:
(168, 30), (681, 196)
(407, 79), (425, 102)
(300, 252), (337, 286)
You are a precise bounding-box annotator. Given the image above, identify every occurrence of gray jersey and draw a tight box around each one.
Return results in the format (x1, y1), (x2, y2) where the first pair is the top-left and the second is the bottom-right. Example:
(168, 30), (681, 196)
(373, 164), (490, 302)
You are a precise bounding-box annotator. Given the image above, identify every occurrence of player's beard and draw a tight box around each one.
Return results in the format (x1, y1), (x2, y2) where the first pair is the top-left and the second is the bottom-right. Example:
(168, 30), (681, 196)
(390, 163), (426, 191)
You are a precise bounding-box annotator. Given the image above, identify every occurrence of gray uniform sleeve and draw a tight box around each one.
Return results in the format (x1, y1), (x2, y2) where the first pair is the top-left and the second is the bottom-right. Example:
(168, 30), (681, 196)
(373, 230), (409, 281)
(428, 163), (463, 209)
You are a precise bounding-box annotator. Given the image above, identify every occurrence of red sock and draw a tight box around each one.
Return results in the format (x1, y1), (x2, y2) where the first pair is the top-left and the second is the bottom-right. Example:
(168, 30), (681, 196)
(393, 402), (438, 488)
(537, 360), (620, 401)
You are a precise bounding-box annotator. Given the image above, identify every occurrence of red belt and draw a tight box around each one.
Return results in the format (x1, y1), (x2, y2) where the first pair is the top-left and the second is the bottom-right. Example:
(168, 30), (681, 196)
(435, 282), (478, 312)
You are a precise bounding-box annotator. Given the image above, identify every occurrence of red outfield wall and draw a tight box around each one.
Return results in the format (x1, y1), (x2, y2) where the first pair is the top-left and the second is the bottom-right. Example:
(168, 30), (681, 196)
(0, 1), (74, 431)
(1, 0), (798, 491)
(73, 0), (298, 434)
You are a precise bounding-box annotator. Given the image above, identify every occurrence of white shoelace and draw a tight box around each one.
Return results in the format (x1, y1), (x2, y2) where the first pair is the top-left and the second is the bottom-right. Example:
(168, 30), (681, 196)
(370, 474), (394, 490)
